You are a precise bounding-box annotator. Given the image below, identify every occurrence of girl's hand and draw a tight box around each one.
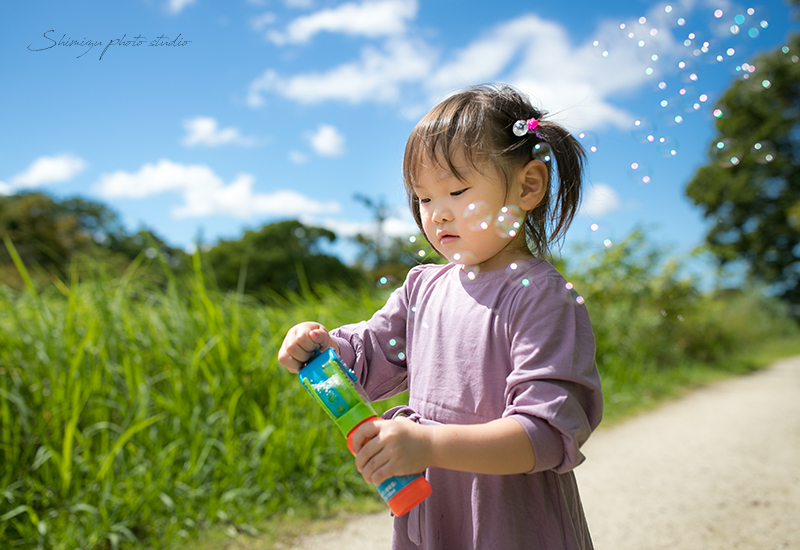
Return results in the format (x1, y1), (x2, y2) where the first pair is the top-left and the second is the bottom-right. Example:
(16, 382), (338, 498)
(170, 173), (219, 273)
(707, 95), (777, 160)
(351, 417), (433, 486)
(277, 322), (340, 373)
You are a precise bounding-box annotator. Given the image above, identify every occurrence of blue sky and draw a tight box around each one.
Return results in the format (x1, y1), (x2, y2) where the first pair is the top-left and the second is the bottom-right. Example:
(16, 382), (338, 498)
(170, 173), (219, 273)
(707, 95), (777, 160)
(1, 0), (797, 269)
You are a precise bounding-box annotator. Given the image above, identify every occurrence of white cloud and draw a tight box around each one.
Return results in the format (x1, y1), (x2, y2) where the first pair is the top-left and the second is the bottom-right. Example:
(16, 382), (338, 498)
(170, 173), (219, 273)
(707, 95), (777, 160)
(428, 12), (681, 131)
(249, 5), (686, 131)
(247, 37), (433, 106)
(0, 181), (12, 196)
(301, 214), (418, 239)
(308, 124), (345, 157)
(9, 154), (87, 188)
(94, 159), (340, 219)
(268, 0), (417, 45)
(181, 117), (256, 147)
(166, 0), (196, 14)
(580, 183), (622, 217)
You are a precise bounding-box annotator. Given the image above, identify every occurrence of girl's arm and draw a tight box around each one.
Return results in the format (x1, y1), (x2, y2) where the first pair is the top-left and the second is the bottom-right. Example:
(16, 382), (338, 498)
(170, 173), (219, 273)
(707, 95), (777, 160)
(351, 417), (536, 485)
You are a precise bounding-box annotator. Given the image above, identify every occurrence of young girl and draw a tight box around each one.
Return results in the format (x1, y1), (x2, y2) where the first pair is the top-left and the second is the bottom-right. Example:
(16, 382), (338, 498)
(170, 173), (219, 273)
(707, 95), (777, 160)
(279, 83), (603, 550)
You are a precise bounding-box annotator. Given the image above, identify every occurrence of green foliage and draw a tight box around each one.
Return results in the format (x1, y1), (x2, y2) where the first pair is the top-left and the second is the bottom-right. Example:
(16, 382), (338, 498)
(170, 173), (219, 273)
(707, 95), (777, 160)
(0, 251), (388, 549)
(685, 34), (800, 312)
(204, 220), (364, 297)
(1, 229), (798, 548)
(0, 192), (189, 290)
(566, 229), (799, 422)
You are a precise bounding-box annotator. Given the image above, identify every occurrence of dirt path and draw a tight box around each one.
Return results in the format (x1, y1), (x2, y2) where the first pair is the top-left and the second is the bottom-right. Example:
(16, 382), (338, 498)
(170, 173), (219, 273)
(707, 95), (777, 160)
(286, 356), (800, 549)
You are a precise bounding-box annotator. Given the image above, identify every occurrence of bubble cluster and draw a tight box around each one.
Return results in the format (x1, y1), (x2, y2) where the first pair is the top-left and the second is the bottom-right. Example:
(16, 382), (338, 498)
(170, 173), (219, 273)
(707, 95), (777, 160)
(494, 205), (524, 238)
(590, 4), (783, 195)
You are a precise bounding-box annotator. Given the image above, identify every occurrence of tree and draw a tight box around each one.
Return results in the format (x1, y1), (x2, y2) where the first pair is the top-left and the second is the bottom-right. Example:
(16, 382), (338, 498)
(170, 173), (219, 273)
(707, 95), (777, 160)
(351, 193), (443, 284)
(0, 192), (188, 287)
(685, 34), (800, 315)
(204, 219), (364, 296)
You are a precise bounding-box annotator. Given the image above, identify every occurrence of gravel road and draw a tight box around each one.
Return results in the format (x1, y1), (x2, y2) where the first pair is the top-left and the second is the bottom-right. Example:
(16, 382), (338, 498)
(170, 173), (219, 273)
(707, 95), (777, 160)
(287, 356), (800, 549)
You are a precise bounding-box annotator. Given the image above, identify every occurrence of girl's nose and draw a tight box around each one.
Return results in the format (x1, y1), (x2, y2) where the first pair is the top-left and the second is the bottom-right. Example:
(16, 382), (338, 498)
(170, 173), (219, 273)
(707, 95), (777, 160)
(431, 204), (453, 224)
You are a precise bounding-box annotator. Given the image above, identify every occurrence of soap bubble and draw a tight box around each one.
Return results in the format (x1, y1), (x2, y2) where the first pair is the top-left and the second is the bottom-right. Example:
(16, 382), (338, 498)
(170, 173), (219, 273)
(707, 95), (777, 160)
(386, 337), (406, 362)
(751, 141), (776, 164)
(657, 100), (683, 127)
(711, 138), (741, 167)
(494, 205), (524, 238)
(463, 201), (492, 231)
(628, 161), (653, 184)
(632, 118), (656, 143)
(459, 264), (481, 282)
(592, 39), (610, 58)
(505, 262), (530, 286)
(404, 235), (429, 261)
(578, 131), (599, 153)
(376, 275), (398, 288)
(451, 251), (478, 265)
(676, 58), (699, 83)
(532, 142), (552, 163)
(657, 136), (679, 157)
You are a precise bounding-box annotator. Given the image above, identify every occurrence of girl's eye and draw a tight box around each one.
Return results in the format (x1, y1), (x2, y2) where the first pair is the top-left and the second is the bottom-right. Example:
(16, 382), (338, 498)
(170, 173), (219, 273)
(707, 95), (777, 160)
(451, 189), (468, 197)
(418, 198), (431, 204)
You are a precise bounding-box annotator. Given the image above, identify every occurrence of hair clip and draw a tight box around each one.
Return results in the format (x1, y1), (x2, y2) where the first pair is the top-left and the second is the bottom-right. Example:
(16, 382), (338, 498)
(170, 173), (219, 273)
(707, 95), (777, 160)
(512, 117), (539, 137)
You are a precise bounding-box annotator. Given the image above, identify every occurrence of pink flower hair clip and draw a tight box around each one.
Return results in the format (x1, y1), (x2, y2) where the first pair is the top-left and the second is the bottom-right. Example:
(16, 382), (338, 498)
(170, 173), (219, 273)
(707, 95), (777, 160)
(512, 117), (541, 138)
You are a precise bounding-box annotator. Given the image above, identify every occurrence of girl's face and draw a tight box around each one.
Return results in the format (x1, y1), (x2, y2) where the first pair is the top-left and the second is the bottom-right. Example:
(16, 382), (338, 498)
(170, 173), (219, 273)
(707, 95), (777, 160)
(413, 153), (546, 272)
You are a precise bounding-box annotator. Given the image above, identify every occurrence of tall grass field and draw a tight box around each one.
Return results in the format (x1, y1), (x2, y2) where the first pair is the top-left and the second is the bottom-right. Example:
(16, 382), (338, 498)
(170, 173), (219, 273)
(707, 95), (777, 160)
(2, 231), (798, 549)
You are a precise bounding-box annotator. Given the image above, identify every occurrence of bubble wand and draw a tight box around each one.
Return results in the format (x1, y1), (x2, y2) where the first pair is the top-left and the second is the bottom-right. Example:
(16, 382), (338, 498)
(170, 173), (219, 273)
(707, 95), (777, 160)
(298, 348), (431, 516)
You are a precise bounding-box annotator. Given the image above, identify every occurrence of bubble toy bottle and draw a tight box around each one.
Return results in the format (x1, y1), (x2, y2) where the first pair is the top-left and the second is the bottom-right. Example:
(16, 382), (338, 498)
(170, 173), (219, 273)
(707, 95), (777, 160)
(299, 347), (432, 516)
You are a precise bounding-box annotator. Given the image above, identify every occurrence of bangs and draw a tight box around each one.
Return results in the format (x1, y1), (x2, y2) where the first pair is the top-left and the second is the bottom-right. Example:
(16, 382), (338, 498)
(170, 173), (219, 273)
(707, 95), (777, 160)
(402, 95), (494, 192)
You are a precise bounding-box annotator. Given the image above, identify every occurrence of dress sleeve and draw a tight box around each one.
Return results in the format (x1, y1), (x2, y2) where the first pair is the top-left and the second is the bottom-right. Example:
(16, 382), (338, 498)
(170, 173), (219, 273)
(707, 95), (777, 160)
(502, 274), (604, 474)
(329, 269), (421, 402)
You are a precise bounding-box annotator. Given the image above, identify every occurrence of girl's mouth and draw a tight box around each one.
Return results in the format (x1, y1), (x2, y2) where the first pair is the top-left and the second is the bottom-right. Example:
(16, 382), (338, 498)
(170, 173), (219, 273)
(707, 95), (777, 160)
(439, 234), (459, 245)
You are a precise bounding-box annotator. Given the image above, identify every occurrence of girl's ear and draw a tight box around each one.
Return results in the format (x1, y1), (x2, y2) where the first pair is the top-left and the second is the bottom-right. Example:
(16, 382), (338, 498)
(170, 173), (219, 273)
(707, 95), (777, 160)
(517, 160), (549, 211)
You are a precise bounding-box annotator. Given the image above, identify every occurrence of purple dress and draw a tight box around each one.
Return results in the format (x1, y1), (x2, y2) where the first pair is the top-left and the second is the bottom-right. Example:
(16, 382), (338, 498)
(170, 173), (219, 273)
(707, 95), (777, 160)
(331, 258), (603, 549)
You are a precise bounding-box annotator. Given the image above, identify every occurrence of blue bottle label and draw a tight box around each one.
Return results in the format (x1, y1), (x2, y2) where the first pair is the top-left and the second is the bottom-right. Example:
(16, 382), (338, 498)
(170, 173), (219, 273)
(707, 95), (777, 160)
(376, 473), (420, 502)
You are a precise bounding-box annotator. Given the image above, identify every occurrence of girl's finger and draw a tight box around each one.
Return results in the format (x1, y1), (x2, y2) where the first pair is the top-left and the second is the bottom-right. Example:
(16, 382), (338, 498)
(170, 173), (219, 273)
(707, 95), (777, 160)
(351, 419), (383, 455)
(360, 446), (391, 485)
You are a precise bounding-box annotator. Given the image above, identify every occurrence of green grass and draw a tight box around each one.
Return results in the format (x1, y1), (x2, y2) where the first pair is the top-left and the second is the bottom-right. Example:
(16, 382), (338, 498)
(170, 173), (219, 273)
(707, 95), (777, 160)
(1, 233), (799, 549)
